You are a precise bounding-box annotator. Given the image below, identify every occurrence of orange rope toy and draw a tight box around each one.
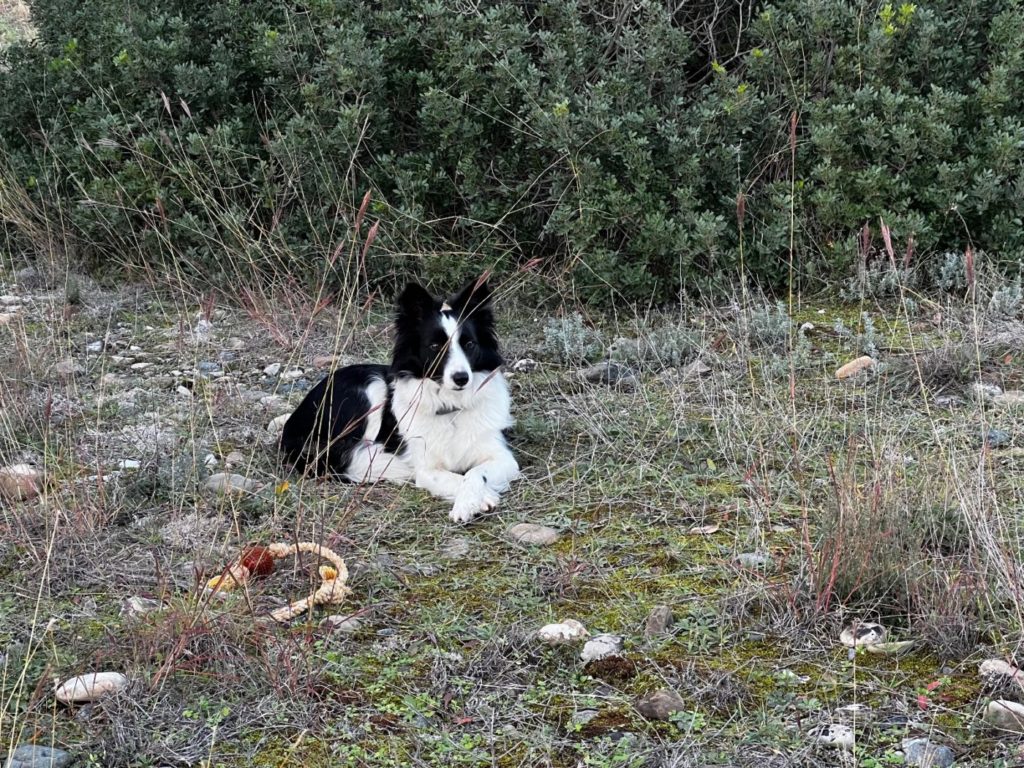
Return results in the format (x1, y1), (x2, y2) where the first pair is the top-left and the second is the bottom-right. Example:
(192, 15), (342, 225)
(205, 542), (351, 623)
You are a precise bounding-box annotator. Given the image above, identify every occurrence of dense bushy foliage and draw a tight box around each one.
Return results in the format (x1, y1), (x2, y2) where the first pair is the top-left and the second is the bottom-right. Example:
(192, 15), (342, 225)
(1, 0), (1022, 302)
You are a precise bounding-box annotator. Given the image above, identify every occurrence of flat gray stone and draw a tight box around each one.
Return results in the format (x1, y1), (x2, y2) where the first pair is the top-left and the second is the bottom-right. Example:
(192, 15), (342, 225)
(902, 737), (955, 768)
(4, 745), (73, 768)
(635, 689), (686, 721)
(644, 604), (674, 637)
(582, 361), (637, 390)
(736, 552), (771, 569)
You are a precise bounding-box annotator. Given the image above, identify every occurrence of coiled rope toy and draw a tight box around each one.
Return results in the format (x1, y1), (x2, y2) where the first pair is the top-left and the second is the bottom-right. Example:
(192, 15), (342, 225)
(205, 542), (351, 623)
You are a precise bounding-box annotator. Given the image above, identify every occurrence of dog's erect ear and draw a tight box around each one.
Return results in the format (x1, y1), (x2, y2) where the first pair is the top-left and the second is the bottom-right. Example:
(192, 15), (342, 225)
(449, 276), (492, 318)
(396, 282), (436, 318)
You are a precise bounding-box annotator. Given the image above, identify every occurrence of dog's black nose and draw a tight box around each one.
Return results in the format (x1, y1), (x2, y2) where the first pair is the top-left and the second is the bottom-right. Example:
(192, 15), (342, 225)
(452, 371), (470, 387)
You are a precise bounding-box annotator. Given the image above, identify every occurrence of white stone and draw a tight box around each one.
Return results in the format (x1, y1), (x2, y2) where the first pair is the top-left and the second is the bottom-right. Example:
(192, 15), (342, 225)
(968, 381), (1002, 402)
(863, 640), (915, 656)
(816, 723), (855, 749)
(508, 523), (560, 546)
(979, 658), (1024, 687)
(322, 614), (364, 633)
(267, 414), (291, 436)
(130, 362), (152, 371)
(121, 596), (161, 617)
(993, 391), (1024, 409)
(55, 671), (128, 703)
(0, 464), (41, 501)
(580, 634), (623, 662)
(263, 363), (282, 376)
(118, 460), (141, 470)
(840, 621), (886, 648)
(537, 620), (589, 645)
(52, 358), (82, 376)
(204, 473), (261, 495)
(281, 368), (304, 381)
(688, 524), (719, 535)
(85, 341), (104, 353)
(985, 699), (1024, 733)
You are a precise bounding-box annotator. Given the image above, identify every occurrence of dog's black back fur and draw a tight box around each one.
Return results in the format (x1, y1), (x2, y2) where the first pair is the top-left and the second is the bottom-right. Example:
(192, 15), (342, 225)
(278, 364), (401, 475)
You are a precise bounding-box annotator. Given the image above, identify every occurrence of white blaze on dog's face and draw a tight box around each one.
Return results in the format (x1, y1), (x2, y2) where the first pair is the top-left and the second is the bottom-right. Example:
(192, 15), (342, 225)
(439, 305), (472, 391)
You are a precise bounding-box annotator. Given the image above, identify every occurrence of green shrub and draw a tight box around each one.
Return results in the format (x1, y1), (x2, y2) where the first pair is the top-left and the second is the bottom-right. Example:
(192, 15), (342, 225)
(0, 0), (1022, 303)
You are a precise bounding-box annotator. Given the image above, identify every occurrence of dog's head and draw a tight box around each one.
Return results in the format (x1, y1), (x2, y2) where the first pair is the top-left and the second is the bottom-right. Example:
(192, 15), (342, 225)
(391, 276), (503, 393)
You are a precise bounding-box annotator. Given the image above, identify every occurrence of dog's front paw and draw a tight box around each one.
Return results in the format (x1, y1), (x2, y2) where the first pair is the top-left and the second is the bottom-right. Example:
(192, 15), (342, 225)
(449, 482), (500, 523)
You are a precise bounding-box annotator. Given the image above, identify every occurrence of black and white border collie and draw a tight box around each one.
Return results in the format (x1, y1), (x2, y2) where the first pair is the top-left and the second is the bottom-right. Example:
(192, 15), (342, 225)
(279, 277), (519, 523)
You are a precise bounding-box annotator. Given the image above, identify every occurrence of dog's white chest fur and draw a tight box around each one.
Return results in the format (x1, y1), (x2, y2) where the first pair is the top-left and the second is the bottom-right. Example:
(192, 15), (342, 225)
(391, 371), (513, 473)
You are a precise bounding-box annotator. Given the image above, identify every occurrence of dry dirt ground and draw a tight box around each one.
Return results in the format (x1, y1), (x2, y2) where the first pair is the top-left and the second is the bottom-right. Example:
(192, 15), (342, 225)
(2, 267), (1024, 767)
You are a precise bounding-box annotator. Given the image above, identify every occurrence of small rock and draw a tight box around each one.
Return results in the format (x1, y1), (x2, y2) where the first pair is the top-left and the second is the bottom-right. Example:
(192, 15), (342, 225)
(225, 451), (245, 466)
(835, 355), (875, 381)
(644, 605), (674, 637)
(979, 658), (1024, 687)
(993, 391), (1024, 409)
(569, 709), (600, 730)
(440, 536), (472, 560)
(581, 634), (623, 662)
(129, 362), (152, 371)
(176, 386), (192, 398)
(582, 361), (637, 390)
(312, 355), (339, 369)
(735, 552), (771, 569)
(512, 358), (539, 373)
(968, 382), (1002, 402)
(196, 361), (221, 376)
(121, 596), (161, 617)
(816, 723), (855, 750)
(840, 621), (886, 648)
(204, 473), (261, 495)
(864, 640), (915, 656)
(835, 703), (872, 723)
(0, 464), (41, 501)
(985, 699), (1024, 733)
(902, 737), (955, 768)
(688, 524), (719, 536)
(508, 523), (560, 546)
(267, 414), (291, 436)
(203, 453), (218, 468)
(934, 394), (963, 409)
(635, 689), (686, 721)
(681, 359), (712, 378)
(263, 363), (282, 376)
(99, 372), (124, 388)
(321, 614), (364, 633)
(537, 620), (589, 645)
(54, 671), (128, 704)
(4, 745), (73, 768)
(281, 368), (304, 382)
(118, 459), (142, 470)
(52, 358), (83, 377)
(85, 340), (104, 354)
(192, 315), (214, 338)
(0, 295), (20, 305)
(982, 428), (1011, 449)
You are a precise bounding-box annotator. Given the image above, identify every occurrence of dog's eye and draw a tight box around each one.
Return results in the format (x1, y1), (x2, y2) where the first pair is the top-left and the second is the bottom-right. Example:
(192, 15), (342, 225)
(429, 342), (442, 353)
(463, 339), (476, 350)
